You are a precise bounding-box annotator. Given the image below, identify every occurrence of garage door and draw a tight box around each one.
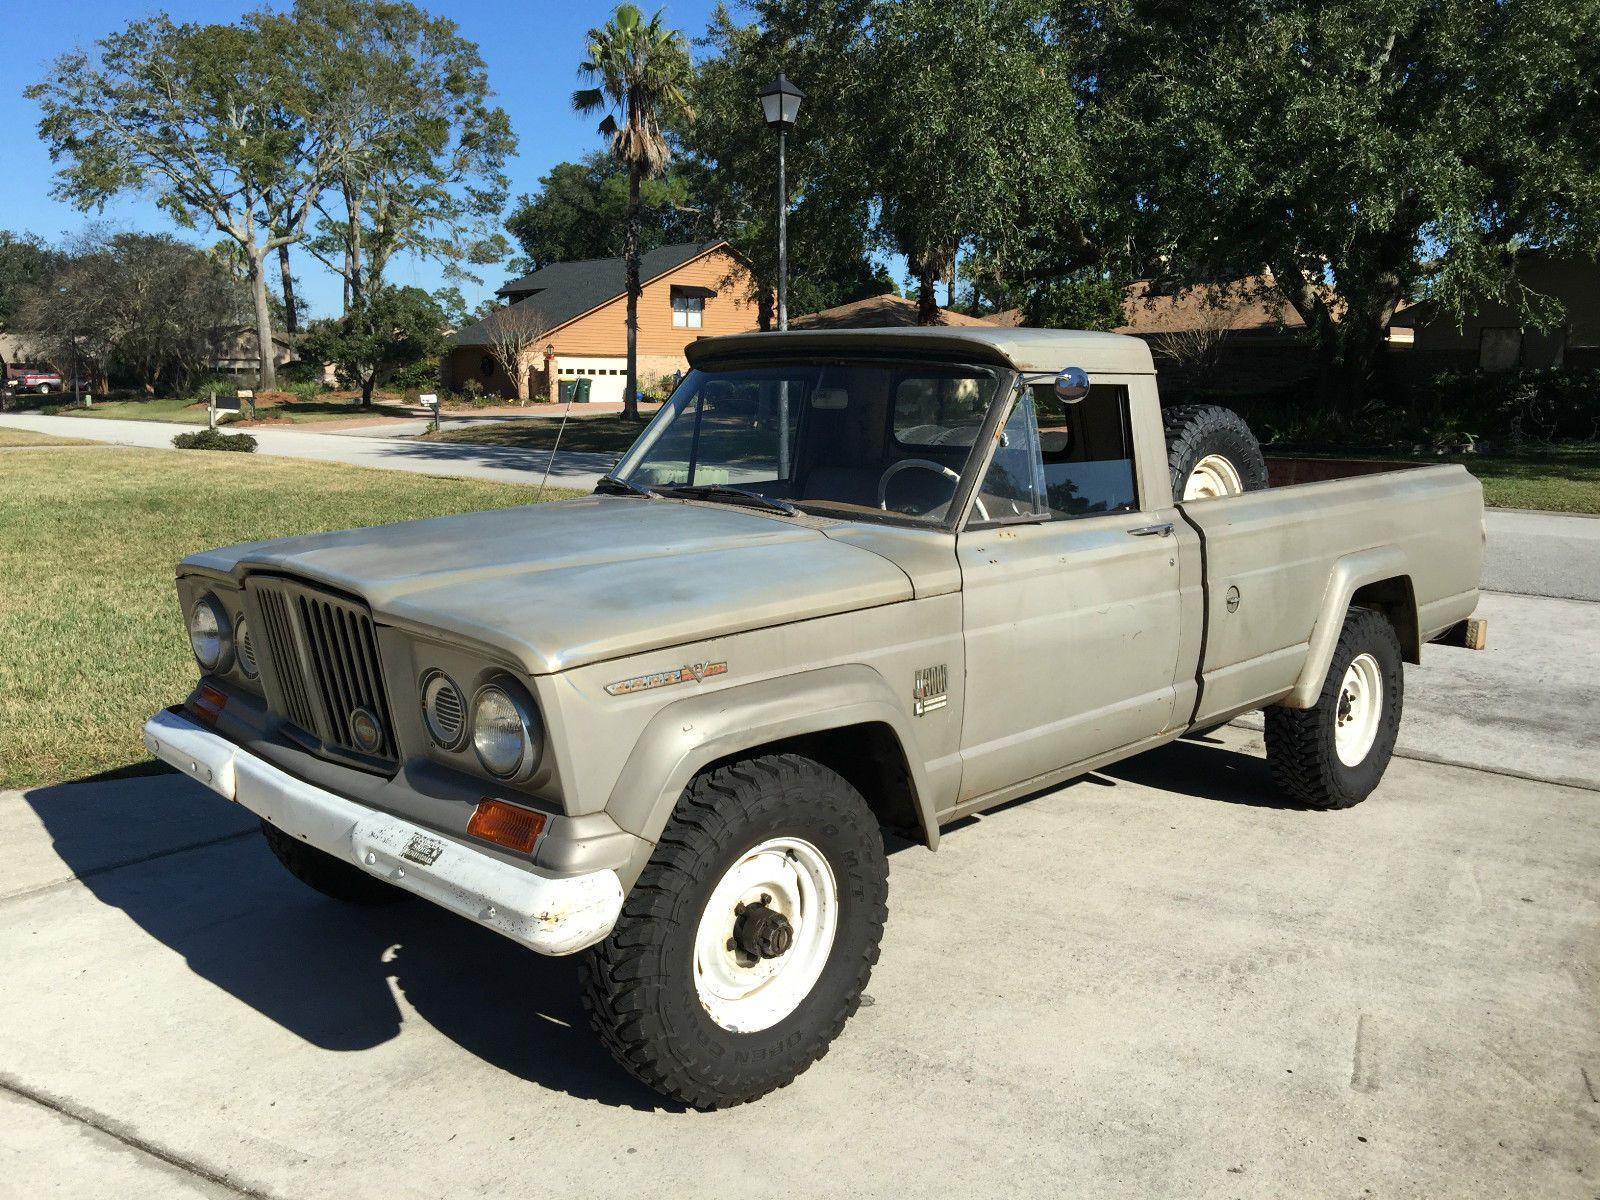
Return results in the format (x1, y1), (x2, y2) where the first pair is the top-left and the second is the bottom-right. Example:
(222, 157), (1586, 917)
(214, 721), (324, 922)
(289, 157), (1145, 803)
(555, 357), (628, 405)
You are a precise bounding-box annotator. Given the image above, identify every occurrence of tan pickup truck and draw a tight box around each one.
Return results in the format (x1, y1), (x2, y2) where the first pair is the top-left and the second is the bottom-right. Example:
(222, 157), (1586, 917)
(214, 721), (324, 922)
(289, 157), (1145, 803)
(145, 327), (1484, 1108)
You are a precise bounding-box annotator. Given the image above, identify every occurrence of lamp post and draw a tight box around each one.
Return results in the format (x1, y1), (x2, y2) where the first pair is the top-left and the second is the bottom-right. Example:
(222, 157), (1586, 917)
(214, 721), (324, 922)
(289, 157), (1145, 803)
(757, 73), (804, 332)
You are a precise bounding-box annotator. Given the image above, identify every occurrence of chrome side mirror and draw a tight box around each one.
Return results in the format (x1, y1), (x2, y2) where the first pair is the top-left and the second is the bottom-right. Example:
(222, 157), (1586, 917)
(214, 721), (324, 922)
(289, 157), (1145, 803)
(1054, 366), (1090, 404)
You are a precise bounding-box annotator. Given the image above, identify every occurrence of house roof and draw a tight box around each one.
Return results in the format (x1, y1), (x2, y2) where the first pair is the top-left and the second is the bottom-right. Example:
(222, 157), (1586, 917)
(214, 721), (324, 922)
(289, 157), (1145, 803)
(455, 240), (729, 349)
(1115, 276), (1311, 335)
(789, 293), (995, 329)
(687, 327), (1156, 375)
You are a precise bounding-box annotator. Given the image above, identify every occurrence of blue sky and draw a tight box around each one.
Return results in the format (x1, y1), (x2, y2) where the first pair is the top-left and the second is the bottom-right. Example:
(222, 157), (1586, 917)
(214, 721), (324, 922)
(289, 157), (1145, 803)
(0, 0), (730, 318)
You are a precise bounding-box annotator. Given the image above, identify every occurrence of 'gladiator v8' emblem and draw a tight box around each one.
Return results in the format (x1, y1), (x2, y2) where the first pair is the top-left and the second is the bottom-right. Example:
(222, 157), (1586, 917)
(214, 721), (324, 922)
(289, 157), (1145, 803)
(606, 661), (729, 696)
(913, 665), (948, 716)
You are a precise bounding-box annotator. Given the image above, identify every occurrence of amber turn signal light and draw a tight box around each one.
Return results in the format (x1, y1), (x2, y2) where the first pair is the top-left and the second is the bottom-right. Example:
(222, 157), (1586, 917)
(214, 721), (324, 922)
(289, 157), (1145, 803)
(466, 798), (547, 854)
(190, 684), (228, 725)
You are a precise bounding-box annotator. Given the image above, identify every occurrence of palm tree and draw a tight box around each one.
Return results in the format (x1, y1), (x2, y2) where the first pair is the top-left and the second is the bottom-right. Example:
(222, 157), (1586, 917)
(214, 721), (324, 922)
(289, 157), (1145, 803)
(573, 4), (694, 422)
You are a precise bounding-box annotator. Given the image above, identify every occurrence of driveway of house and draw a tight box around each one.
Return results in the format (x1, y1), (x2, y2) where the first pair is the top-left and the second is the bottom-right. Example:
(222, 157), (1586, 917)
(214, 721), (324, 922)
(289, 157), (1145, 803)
(2, 566), (1598, 1198)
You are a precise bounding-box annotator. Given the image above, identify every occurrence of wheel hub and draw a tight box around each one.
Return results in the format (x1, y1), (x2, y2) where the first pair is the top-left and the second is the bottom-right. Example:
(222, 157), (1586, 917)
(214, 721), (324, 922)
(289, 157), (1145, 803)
(732, 897), (794, 960)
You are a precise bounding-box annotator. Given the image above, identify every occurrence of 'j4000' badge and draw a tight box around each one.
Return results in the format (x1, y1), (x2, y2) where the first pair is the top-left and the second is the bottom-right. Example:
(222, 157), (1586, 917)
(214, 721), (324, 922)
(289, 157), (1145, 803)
(606, 661), (728, 697)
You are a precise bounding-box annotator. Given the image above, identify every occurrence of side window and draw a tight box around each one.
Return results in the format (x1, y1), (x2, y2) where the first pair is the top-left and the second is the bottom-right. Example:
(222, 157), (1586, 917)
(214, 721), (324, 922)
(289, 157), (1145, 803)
(969, 383), (1139, 524)
(1033, 383), (1138, 518)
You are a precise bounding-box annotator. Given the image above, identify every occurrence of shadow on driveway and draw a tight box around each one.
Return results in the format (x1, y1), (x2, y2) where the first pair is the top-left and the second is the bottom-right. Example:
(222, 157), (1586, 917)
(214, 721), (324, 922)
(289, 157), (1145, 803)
(20, 772), (671, 1111)
(361, 437), (619, 486)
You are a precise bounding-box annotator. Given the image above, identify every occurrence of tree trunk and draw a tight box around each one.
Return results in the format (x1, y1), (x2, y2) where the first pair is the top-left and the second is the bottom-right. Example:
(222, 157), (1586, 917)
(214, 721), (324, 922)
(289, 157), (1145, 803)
(623, 162), (641, 422)
(916, 263), (939, 325)
(249, 251), (278, 391)
(361, 372), (375, 407)
(278, 242), (298, 348)
(756, 285), (774, 333)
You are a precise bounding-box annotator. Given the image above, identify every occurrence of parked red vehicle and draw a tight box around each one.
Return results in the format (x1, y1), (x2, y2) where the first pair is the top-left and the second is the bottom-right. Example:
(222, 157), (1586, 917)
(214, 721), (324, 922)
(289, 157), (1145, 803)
(4, 363), (64, 395)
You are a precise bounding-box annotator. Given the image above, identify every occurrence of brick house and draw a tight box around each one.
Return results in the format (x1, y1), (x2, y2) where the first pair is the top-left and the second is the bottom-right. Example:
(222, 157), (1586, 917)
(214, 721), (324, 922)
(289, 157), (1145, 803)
(445, 241), (760, 403)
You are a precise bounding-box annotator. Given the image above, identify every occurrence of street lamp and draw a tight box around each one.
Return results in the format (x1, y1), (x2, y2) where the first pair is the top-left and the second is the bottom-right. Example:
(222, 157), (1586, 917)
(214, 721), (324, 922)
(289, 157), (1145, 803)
(757, 73), (804, 332)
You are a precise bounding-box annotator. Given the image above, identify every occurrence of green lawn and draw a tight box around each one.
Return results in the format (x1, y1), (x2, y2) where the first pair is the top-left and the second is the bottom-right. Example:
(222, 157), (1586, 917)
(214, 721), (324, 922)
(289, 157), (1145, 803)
(426, 413), (650, 455)
(49, 394), (416, 425)
(0, 448), (572, 790)
(1276, 445), (1600, 513)
(0, 428), (93, 448)
(1446, 447), (1600, 513)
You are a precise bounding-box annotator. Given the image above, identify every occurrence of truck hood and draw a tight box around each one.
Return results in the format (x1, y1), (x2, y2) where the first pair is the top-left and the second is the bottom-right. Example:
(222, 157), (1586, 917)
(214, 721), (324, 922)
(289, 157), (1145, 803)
(182, 495), (915, 673)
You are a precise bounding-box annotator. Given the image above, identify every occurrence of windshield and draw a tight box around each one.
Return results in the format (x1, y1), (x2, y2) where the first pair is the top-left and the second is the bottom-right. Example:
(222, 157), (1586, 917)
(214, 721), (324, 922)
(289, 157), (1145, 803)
(612, 359), (1007, 525)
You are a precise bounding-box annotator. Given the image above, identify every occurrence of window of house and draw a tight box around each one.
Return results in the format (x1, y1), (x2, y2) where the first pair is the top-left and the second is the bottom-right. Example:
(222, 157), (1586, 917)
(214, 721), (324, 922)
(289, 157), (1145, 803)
(971, 384), (1139, 523)
(672, 293), (705, 329)
(1479, 327), (1521, 372)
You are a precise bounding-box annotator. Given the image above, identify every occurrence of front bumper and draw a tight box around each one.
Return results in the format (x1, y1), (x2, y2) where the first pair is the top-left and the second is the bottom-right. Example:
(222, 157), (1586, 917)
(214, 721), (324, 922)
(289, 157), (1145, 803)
(142, 709), (624, 956)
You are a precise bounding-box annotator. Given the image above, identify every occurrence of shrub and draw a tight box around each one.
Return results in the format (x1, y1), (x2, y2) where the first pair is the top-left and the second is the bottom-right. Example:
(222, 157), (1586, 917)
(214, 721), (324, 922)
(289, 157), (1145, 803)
(184, 374), (241, 402)
(278, 359), (323, 385)
(172, 428), (257, 452)
(284, 379), (323, 402)
(386, 356), (441, 391)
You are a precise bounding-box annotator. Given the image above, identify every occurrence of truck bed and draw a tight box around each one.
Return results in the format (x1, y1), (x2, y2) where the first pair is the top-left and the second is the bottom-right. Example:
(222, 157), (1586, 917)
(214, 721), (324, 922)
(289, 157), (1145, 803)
(1177, 462), (1484, 725)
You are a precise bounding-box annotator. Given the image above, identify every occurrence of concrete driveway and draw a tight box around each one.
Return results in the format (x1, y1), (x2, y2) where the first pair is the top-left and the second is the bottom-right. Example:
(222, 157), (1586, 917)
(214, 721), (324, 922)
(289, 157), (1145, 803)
(3, 586), (1597, 1198)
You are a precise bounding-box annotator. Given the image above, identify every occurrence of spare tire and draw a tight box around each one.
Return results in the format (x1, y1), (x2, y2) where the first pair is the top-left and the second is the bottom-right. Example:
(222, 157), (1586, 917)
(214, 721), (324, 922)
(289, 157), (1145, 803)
(1163, 404), (1268, 501)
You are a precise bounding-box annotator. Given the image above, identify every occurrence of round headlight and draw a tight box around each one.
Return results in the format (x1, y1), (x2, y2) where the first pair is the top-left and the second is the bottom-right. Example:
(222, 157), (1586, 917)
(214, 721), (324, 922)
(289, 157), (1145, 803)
(187, 593), (232, 671)
(471, 681), (542, 779)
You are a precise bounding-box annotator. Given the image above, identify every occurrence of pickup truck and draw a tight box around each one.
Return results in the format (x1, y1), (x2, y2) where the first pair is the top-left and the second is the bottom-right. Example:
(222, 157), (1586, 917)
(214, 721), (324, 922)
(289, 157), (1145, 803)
(144, 327), (1484, 1109)
(4, 364), (63, 395)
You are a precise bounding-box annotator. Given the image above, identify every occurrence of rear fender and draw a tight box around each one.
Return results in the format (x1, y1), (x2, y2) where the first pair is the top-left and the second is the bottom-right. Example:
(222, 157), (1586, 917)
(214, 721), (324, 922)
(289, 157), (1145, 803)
(605, 663), (940, 851)
(1286, 547), (1413, 708)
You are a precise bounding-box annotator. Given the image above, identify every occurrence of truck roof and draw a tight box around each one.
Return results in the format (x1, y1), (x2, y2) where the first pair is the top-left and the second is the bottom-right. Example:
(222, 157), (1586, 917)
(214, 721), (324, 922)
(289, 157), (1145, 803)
(686, 326), (1155, 376)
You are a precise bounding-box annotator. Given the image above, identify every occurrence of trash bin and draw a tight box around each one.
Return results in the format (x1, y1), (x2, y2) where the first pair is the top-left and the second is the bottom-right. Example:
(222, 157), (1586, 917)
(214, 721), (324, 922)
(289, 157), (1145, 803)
(558, 379), (578, 403)
(575, 377), (593, 403)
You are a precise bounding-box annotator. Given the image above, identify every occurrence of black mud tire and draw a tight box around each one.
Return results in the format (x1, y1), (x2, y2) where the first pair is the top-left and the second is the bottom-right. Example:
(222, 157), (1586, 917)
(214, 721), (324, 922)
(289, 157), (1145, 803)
(580, 753), (889, 1110)
(260, 819), (410, 905)
(1163, 403), (1268, 500)
(1265, 607), (1404, 810)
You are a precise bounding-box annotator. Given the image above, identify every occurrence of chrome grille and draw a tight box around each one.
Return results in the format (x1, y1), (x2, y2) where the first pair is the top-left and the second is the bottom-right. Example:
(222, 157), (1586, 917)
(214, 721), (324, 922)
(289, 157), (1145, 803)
(255, 585), (318, 733)
(248, 578), (396, 762)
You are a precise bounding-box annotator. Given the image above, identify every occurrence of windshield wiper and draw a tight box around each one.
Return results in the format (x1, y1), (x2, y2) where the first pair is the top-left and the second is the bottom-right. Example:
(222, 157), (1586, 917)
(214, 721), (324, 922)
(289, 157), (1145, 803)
(594, 474), (658, 498)
(660, 484), (801, 516)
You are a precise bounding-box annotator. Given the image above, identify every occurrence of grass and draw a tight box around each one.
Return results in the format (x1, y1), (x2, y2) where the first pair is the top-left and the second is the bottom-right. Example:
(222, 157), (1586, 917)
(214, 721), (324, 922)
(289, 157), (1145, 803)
(0, 428), (93, 448)
(426, 413), (650, 456)
(45, 392), (415, 426)
(0, 448), (575, 790)
(1276, 445), (1600, 513)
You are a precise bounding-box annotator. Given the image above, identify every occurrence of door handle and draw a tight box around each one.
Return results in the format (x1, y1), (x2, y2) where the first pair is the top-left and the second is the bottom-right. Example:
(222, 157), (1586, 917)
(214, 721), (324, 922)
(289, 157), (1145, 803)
(1127, 522), (1174, 537)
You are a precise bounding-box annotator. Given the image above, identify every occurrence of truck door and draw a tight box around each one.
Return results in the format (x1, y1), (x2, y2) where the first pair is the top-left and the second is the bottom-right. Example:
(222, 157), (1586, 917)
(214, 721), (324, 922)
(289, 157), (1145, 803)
(954, 377), (1191, 801)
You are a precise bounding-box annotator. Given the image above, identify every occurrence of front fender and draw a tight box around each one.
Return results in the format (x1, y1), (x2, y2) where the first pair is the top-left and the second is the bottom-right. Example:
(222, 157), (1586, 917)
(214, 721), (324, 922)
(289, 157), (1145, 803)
(604, 663), (942, 851)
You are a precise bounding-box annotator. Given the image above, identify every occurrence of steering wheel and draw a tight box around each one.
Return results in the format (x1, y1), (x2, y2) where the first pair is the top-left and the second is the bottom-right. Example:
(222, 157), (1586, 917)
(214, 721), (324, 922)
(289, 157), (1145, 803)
(876, 458), (989, 521)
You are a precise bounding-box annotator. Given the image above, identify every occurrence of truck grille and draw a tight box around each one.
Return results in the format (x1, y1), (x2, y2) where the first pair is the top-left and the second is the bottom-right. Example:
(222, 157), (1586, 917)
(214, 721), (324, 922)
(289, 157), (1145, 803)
(248, 578), (397, 762)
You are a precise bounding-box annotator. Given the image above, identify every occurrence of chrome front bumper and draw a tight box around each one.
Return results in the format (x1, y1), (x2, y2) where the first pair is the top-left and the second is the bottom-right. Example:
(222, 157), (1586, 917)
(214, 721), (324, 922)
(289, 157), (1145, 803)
(142, 709), (624, 955)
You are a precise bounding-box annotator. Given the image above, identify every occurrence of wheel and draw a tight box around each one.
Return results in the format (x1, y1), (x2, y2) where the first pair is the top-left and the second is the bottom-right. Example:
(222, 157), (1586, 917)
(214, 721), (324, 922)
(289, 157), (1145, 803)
(36, 384), (52, 395)
(1163, 404), (1268, 500)
(1265, 607), (1404, 809)
(259, 819), (410, 904)
(581, 753), (889, 1109)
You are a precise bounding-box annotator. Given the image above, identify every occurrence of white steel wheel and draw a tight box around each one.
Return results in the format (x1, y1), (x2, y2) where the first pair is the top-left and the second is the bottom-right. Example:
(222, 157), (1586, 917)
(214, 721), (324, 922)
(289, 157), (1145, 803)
(1183, 453), (1245, 500)
(1334, 652), (1384, 767)
(692, 836), (839, 1034)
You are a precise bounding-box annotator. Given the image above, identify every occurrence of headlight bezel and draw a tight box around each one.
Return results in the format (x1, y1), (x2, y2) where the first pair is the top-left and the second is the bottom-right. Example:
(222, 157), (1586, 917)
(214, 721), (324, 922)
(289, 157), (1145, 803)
(187, 591), (234, 673)
(469, 676), (544, 782)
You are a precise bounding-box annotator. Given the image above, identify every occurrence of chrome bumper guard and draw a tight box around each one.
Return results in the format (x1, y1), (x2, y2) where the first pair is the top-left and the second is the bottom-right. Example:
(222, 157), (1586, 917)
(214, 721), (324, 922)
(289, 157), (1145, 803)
(142, 709), (623, 956)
